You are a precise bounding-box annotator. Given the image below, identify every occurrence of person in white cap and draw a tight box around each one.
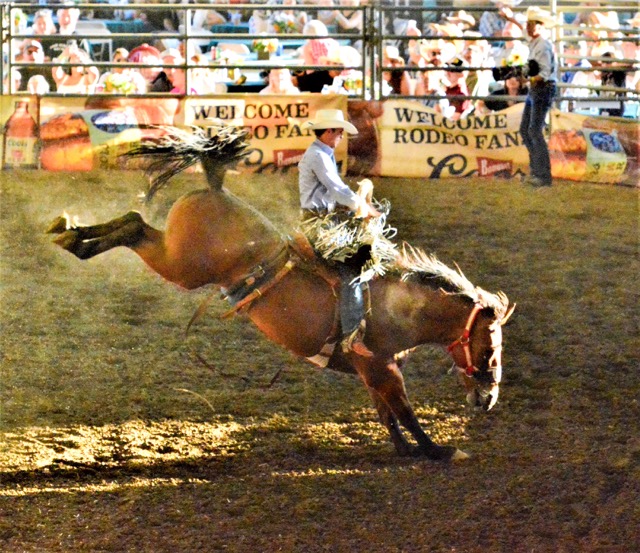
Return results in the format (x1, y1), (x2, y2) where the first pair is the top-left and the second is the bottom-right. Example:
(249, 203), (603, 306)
(299, 109), (381, 357)
(520, 6), (558, 187)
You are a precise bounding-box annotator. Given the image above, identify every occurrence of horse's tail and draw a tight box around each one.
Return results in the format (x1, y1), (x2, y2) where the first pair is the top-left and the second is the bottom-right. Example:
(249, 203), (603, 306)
(123, 125), (251, 201)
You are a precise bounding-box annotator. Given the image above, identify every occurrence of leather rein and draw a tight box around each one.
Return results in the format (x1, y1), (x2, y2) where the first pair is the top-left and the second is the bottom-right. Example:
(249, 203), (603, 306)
(447, 304), (485, 377)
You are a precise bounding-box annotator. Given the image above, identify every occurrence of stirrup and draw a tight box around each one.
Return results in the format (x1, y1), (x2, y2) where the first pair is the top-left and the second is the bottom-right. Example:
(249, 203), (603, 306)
(341, 327), (374, 358)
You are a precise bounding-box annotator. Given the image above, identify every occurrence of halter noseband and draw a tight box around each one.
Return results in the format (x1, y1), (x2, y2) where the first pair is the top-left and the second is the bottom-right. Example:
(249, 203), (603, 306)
(447, 304), (484, 376)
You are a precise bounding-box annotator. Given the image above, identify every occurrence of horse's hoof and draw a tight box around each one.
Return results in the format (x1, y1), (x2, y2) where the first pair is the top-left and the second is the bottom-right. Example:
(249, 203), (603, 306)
(52, 230), (80, 251)
(46, 215), (69, 234)
(451, 448), (470, 462)
(414, 444), (467, 462)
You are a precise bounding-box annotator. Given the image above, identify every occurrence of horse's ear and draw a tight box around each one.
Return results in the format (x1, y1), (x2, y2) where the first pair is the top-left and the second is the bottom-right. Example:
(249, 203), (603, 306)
(500, 303), (516, 326)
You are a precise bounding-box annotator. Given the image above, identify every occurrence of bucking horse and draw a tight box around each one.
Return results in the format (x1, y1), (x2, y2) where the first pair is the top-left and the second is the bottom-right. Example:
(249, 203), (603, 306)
(47, 125), (515, 461)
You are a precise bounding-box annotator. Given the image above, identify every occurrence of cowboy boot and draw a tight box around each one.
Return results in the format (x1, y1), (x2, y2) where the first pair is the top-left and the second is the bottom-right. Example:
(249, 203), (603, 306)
(339, 277), (373, 358)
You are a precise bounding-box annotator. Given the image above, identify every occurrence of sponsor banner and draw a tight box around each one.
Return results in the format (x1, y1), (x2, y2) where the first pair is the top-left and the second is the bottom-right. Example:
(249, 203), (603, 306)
(1, 96), (40, 169)
(2, 95), (637, 186)
(181, 94), (347, 173)
(347, 99), (529, 179)
(347, 99), (639, 186)
(549, 110), (639, 186)
(37, 96), (180, 171)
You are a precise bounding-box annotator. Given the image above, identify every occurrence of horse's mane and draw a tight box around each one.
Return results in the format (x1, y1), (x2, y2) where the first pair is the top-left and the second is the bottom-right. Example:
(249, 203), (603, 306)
(397, 244), (509, 318)
(123, 125), (251, 201)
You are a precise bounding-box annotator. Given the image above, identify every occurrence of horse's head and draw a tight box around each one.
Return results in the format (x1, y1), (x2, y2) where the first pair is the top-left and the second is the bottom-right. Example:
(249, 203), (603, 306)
(448, 299), (515, 411)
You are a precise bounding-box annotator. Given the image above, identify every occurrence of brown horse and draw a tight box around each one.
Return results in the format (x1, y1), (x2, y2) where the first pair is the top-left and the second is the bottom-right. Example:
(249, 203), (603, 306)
(47, 126), (514, 461)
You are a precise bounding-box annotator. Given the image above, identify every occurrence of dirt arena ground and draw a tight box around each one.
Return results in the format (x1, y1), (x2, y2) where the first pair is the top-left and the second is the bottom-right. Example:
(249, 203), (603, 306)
(1, 170), (638, 553)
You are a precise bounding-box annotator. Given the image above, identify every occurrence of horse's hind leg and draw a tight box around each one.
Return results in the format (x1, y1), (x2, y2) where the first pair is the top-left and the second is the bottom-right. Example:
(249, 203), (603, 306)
(47, 211), (151, 260)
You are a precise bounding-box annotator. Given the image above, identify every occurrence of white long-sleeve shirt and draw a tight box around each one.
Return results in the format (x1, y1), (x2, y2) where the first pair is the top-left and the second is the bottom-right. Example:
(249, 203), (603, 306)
(528, 35), (558, 82)
(298, 139), (360, 212)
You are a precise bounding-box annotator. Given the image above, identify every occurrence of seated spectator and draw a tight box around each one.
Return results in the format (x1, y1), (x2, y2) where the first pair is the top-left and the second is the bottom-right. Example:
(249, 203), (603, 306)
(492, 20), (528, 68)
(133, 3), (179, 32)
(443, 57), (473, 119)
(260, 66), (300, 94)
(332, 0), (363, 38)
(128, 43), (162, 87)
(178, 3), (220, 54)
(423, 23), (459, 62)
(316, 0), (337, 27)
(592, 46), (627, 117)
(249, 3), (272, 34)
(481, 74), (528, 112)
(97, 48), (147, 93)
(149, 48), (186, 94)
(573, 7), (620, 39)
(461, 32), (493, 109)
(107, 0), (136, 22)
(415, 40), (451, 114)
(57, 4), (81, 36)
(403, 19), (422, 62)
(294, 19), (339, 92)
(52, 44), (100, 93)
(622, 14), (640, 94)
(14, 39), (57, 92)
(561, 39), (591, 85)
(188, 53), (225, 94)
(417, 38), (448, 74)
(619, 12), (640, 61)
(271, 0), (308, 34)
(300, 20), (339, 66)
(442, 10), (476, 34)
(28, 9), (61, 60)
(30, 9), (57, 36)
(382, 46), (411, 96)
(4, 68), (22, 94)
(27, 74), (51, 95)
(190, 1), (228, 29)
(320, 45), (363, 93)
(479, 0), (525, 39)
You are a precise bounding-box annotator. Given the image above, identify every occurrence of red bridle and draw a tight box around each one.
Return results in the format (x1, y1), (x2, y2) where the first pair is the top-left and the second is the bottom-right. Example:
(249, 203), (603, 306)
(447, 304), (484, 376)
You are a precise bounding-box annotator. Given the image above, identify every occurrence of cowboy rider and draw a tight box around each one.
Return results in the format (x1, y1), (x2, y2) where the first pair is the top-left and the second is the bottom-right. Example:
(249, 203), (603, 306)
(298, 109), (381, 358)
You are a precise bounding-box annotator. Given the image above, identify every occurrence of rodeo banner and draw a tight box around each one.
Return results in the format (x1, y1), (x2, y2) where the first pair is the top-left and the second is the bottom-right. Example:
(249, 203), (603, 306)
(1, 94), (346, 174)
(1, 94), (638, 186)
(346, 99), (639, 186)
(180, 94), (346, 172)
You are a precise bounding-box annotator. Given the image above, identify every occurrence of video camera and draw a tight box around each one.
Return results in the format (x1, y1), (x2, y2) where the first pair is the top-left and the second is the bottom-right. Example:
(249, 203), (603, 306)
(491, 60), (540, 81)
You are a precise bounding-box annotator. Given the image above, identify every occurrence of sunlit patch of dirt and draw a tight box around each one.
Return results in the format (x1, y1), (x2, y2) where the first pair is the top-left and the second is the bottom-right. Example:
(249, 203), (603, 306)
(0, 420), (244, 475)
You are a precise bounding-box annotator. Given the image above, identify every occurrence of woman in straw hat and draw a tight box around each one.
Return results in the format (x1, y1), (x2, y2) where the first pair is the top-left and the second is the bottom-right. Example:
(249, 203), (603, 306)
(519, 6), (558, 187)
(298, 109), (384, 358)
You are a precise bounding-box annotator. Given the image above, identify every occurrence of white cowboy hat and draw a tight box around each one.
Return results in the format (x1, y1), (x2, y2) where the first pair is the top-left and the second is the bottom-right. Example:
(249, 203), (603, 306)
(302, 109), (358, 135)
(444, 10), (476, 28)
(526, 7), (556, 28)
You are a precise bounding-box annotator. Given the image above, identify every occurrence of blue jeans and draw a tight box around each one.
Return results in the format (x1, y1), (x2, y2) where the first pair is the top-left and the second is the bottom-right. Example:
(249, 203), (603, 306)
(520, 82), (556, 183)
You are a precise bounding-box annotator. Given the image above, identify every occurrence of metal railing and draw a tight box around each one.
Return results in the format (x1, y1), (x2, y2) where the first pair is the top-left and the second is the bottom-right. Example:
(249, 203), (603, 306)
(2, 1), (639, 115)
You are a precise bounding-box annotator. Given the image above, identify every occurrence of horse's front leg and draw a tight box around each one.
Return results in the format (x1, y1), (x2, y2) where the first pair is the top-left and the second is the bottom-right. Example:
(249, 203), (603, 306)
(354, 356), (468, 461)
(47, 211), (155, 260)
(366, 386), (413, 457)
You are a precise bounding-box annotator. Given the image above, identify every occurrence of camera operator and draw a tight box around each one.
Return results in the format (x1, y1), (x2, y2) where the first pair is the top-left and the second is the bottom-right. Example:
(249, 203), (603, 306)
(493, 7), (558, 187)
(493, 7), (557, 188)
(521, 7), (557, 187)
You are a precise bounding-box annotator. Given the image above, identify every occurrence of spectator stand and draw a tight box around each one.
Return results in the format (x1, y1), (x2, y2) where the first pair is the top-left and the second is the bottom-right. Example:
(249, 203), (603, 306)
(554, 0), (639, 118)
(1, 0), (638, 116)
(3, 2), (368, 98)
